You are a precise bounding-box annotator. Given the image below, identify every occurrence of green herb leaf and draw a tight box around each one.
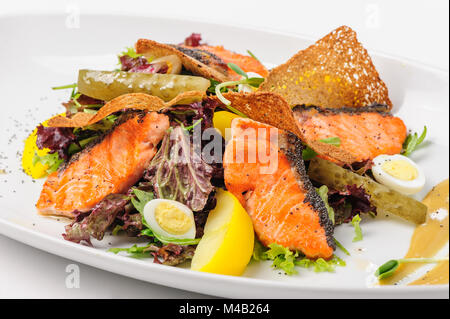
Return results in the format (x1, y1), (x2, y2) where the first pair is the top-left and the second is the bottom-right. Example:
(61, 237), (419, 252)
(302, 137), (341, 160)
(316, 185), (335, 224)
(108, 244), (152, 259)
(374, 257), (449, 280)
(183, 119), (202, 131)
(140, 228), (155, 237)
(320, 137), (341, 147)
(246, 50), (261, 63)
(228, 63), (248, 78)
(402, 126), (427, 156)
(375, 259), (399, 280)
(351, 214), (363, 242)
(245, 77), (264, 87)
(334, 237), (351, 256)
(302, 147), (318, 161)
(52, 83), (77, 90)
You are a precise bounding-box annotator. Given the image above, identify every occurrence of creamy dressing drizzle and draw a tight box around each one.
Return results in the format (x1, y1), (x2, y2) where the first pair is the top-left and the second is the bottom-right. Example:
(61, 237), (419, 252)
(380, 179), (449, 285)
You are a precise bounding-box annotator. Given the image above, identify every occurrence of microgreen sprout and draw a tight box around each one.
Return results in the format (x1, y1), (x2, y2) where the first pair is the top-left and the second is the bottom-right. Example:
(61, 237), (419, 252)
(247, 49), (261, 63)
(334, 237), (351, 256)
(214, 63), (264, 116)
(375, 257), (449, 280)
(402, 126), (427, 156)
(51, 83), (77, 90)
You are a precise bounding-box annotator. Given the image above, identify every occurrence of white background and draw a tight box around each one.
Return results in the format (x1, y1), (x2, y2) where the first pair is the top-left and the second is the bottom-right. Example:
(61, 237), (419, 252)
(0, 0), (448, 298)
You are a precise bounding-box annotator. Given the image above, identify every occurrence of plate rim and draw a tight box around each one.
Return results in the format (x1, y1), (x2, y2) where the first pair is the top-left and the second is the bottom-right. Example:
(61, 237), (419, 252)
(0, 12), (448, 298)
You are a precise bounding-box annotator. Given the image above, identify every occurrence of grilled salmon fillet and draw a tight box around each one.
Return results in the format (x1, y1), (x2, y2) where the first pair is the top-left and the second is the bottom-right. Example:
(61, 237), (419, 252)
(172, 45), (230, 78)
(294, 105), (407, 163)
(180, 44), (269, 80)
(224, 118), (334, 259)
(197, 45), (269, 79)
(36, 111), (169, 217)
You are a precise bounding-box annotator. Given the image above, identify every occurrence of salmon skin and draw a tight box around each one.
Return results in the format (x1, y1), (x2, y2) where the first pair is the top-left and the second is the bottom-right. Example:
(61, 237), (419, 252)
(36, 111), (170, 218)
(224, 118), (335, 259)
(180, 44), (269, 80)
(172, 45), (230, 78)
(293, 105), (407, 163)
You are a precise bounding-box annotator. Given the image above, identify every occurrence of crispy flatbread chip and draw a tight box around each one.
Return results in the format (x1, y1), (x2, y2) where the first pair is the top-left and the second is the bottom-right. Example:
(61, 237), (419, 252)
(135, 39), (230, 82)
(259, 26), (392, 109)
(214, 92), (356, 165)
(48, 91), (204, 128)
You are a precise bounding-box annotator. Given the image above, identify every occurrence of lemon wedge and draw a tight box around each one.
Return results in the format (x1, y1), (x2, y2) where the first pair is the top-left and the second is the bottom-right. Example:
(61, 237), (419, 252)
(191, 189), (254, 276)
(213, 111), (240, 139)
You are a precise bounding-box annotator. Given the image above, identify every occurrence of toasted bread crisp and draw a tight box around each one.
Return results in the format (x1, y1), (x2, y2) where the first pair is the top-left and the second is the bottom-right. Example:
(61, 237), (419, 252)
(214, 92), (356, 165)
(48, 91), (204, 127)
(135, 39), (230, 82)
(259, 26), (392, 109)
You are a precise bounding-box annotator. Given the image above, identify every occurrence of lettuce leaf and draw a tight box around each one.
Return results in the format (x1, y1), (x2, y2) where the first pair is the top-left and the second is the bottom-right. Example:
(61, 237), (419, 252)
(351, 214), (363, 242)
(264, 243), (298, 275)
(145, 126), (214, 211)
(32, 152), (64, 174)
(252, 240), (346, 275)
(63, 194), (130, 244)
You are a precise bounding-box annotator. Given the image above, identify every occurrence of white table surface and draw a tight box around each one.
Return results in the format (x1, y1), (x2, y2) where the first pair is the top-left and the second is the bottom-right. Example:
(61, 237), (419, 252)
(0, 0), (448, 299)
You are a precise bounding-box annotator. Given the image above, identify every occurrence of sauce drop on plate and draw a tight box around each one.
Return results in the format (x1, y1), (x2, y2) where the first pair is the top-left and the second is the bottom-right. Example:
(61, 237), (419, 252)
(380, 179), (449, 285)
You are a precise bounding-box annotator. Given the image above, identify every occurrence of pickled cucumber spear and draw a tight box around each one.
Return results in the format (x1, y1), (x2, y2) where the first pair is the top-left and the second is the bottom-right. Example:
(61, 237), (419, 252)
(78, 70), (210, 102)
(308, 157), (427, 224)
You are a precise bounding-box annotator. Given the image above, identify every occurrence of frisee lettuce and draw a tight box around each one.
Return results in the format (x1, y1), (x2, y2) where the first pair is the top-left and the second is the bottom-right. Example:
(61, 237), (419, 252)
(32, 152), (63, 174)
(118, 47), (142, 59)
(351, 214), (363, 242)
(252, 240), (346, 275)
(295, 255), (346, 272)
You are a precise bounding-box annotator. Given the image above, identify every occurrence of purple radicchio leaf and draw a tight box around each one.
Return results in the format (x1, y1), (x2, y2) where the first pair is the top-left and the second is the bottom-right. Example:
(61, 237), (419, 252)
(145, 126), (214, 211)
(167, 99), (224, 185)
(36, 125), (77, 160)
(63, 194), (130, 245)
(328, 185), (377, 224)
(183, 33), (203, 47)
(120, 55), (168, 74)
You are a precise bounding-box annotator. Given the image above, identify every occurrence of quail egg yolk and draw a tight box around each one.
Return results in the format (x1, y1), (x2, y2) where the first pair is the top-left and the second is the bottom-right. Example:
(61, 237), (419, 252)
(382, 160), (418, 181)
(154, 202), (192, 235)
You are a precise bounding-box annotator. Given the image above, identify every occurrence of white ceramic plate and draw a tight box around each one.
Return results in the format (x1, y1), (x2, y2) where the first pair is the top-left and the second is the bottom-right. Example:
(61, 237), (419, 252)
(0, 14), (448, 298)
